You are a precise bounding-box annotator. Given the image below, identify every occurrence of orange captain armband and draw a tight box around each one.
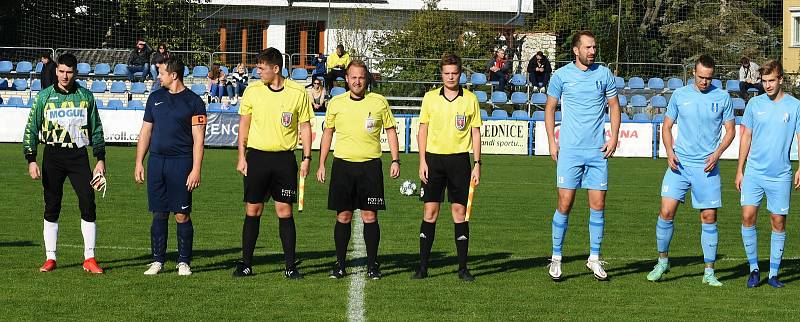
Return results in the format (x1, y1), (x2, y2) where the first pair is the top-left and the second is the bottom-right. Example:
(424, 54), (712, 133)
(192, 115), (207, 125)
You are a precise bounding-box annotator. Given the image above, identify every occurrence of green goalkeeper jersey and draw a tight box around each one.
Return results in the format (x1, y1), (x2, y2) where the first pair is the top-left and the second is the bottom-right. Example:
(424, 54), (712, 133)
(22, 83), (106, 162)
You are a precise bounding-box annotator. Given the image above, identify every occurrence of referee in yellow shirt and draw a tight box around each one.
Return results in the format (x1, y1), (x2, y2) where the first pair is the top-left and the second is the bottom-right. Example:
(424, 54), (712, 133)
(316, 59), (400, 280)
(324, 44), (351, 93)
(414, 53), (482, 282)
(232, 48), (313, 279)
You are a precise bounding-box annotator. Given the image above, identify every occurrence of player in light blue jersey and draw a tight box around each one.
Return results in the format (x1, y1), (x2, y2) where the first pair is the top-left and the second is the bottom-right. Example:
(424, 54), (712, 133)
(647, 55), (735, 286)
(736, 60), (800, 288)
(545, 31), (622, 281)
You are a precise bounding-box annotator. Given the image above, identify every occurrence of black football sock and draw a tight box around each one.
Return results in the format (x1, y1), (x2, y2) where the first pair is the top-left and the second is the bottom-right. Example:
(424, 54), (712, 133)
(455, 222), (470, 270)
(419, 220), (436, 272)
(278, 216), (297, 269)
(241, 215), (261, 267)
(363, 221), (380, 268)
(334, 221), (352, 268)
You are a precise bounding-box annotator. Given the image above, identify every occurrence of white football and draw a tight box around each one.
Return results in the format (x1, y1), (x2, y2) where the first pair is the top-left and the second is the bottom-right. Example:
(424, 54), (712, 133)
(400, 180), (417, 196)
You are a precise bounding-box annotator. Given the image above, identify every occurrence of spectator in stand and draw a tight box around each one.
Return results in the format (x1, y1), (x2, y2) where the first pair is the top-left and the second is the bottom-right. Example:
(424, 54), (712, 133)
(208, 65), (226, 103)
(150, 43), (171, 89)
(527, 51), (552, 93)
(226, 63), (249, 105)
(40, 53), (57, 90)
(311, 53), (327, 81)
(739, 56), (765, 100)
(486, 48), (512, 92)
(325, 45), (351, 93)
(127, 38), (153, 81)
(306, 78), (326, 112)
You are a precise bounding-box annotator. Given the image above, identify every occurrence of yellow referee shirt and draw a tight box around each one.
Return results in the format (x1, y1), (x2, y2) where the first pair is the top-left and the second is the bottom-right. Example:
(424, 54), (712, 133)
(239, 79), (312, 151)
(325, 92), (396, 162)
(327, 52), (351, 71)
(419, 86), (482, 154)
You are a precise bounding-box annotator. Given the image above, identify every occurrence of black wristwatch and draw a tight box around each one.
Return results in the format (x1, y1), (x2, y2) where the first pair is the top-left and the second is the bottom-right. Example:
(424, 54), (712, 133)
(474, 160), (482, 166)
(302, 156), (312, 161)
(391, 159), (401, 165)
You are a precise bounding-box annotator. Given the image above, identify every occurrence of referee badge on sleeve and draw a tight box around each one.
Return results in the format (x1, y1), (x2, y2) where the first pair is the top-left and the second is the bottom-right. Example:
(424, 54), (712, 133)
(281, 112), (293, 127)
(455, 114), (466, 131)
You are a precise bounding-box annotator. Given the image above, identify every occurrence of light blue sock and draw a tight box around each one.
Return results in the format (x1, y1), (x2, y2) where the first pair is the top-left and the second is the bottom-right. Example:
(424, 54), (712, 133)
(588, 209), (605, 257)
(551, 210), (568, 256)
(656, 217), (674, 254)
(704, 267), (714, 275)
(741, 225), (758, 272)
(769, 231), (786, 278)
(701, 222), (718, 264)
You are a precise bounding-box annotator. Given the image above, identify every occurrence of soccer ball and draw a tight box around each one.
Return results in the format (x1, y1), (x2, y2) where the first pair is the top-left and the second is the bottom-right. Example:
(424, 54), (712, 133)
(400, 180), (417, 196)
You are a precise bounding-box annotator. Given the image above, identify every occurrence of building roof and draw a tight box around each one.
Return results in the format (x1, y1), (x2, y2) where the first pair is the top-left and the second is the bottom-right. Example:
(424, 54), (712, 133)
(205, 0), (533, 14)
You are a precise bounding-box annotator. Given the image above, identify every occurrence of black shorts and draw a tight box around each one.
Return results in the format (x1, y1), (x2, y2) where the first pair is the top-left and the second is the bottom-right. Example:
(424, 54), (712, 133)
(147, 154), (193, 214)
(328, 158), (385, 212)
(420, 153), (470, 206)
(243, 149), (298, 204)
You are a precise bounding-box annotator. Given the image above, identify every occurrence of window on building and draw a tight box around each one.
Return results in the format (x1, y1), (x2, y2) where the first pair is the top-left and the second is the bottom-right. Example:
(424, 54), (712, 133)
(793, 9), (800, 47)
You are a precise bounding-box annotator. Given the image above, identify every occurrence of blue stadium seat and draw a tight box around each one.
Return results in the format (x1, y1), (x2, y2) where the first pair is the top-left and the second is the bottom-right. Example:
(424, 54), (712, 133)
(628, 77), (645, 89)
(632, 113), (650, 121)
(290, 68), (309, 81)
(190, 84), (206, 96)
(110, 81), (127, 93)
(511, 110), (529, 119)
(510, 92), (528, 104)
(531, 92), (547, 105)
(330, 86), (347, 96)
(480, 109), (489, 119)
(207, 103), (224, 112)
(615, 76), (625, 89)
(7, 97), (24, 106)
(192, 66), (209, 78)
(184, 66), (190, 77)
(631, 95), (647, 108)
(12, 79), (27, 91)
(490, 91), (508, 104)
(653, 114), (665, 122)
(35, 62), (43, 73)
(95, 99), (106, 110)
(77, 63), (91, 75)
(509, 74), (527, 86)
(491, 109), (508, 118)
(0, 79), (10, 90)
(220, 66), (229, 75)
(335, 76), (345, 82)
(711, 79), (723, 89)
(647, 78), (665, 90)
(687, 78), (695, 85)
(620, 113), (631, 121)
(113, 64), (128, 76)
(532, 111), (545, 121)
(130, 82), (147, 94)
(667, 77), (683, 90)
(90, 81), (107, 93)
(94, 63), (111, 75)
(0, 61), (13, 73)
(651, 95), (667, 109)
(470, 73), (487, 85)
(15, 61), (33, 73)
(251, 68), (260, 79)
(554, 111), (562, 121)
(31, 79), (42, 91)
(224, 103), (239, 114)
(459, 73), (467, 85)
(726, 80), (740, 92)
(732, 97), (745, 110)
(128, 100), (145, 110)
(282, 68), (289, 78)
(76, 80), (88, 88)
(107, 100), (124, 109)
(474, 90), (488, 103)
(617, 94), (627, 107)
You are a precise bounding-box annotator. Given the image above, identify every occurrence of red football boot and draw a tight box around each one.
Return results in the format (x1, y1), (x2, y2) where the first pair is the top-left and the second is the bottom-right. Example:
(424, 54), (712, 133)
(82, 258), (104, 274)
(39, 259), (56, 272)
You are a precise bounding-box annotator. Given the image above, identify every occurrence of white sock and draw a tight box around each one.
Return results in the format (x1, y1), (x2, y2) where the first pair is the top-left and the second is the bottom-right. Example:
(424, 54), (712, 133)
(43, 220), (58, 260)
(81, 219), (96, 259)
(588, 254), (600, 261)
(551, 254), (562, 261)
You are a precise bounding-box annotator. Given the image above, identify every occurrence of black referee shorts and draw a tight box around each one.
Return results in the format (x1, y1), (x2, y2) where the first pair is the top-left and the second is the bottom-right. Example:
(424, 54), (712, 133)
(420, 152), (470, 206)
(243, 149), (298, 204)
(328, 158), (385, 212)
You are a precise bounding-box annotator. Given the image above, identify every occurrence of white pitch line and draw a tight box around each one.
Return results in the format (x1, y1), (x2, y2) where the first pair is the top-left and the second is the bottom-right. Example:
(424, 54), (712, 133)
(347, 212), (366, 322)
(61, 244), (150, 251)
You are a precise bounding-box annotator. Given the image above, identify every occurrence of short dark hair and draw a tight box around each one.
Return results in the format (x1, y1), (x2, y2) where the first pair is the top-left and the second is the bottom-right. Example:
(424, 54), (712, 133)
(257, 47), (283, 70)
(41, 52), (51, 60)
(740, 56), (750, 65)
(695, 54), (715, 69)
(440, 53), (462, 72)
(346, 59), (368, 74)
(158, 43), (168, 50)
(336, 44), (344, 51)
(163, 57), (185, 82)
(572, 30), (595, 49)
(759, 59), (783, 79)
(56, 53), (78, 69)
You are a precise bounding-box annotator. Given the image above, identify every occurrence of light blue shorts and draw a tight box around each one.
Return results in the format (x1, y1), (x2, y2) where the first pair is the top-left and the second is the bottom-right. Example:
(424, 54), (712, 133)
(556, 149), (608, 191)
(660, 163), (721, 209)
(740, 175), (791, 215)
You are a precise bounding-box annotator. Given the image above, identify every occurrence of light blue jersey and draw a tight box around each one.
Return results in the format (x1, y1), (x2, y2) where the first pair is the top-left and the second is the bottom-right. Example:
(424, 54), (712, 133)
(665, 84), (734, 167)
(742, 94), (800, 181)
(547, 63), (617, 150)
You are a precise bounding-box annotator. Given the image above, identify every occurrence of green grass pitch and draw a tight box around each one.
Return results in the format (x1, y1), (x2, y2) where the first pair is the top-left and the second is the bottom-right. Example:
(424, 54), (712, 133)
(1, 143), (800, 320)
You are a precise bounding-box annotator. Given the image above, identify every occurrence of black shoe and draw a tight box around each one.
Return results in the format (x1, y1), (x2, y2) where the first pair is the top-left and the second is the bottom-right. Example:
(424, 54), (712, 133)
(412, 269), (427, 280)
(458, 268), (475, 282)
(329, 262), (346, 279)
(232, 262), (253, 277)
(367, 263), (382, 280)
(285, 267), (303, 279)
